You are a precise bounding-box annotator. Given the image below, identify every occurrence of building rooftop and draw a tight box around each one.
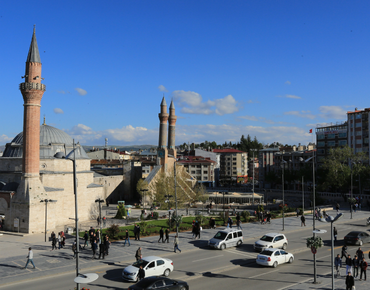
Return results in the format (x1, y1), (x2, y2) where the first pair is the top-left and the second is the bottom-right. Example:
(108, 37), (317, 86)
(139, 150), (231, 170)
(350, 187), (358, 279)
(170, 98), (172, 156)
(213, 149), (245, 153)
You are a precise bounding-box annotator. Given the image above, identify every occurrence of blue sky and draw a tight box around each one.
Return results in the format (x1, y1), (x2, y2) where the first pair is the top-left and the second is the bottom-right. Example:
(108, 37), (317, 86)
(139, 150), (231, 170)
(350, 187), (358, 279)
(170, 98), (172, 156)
(1, 1), (369, 147)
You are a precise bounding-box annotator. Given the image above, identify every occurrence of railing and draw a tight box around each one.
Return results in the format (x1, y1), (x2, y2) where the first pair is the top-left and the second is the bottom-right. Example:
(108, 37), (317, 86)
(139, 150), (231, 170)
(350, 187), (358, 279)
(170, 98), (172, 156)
(19, 82), (46, 91)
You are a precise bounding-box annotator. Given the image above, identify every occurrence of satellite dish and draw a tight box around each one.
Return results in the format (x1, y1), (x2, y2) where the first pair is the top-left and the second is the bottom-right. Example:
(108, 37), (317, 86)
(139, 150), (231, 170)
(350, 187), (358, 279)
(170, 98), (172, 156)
(74, 273), (99, 284)
(313, 229), (327, 234)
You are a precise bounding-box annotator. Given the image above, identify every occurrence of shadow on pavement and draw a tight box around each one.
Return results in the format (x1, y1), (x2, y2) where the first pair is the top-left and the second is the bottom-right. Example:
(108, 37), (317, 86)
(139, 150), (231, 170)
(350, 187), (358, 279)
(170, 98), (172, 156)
(230, 258), (256, 268)
(188, 240), (210, 249)
(202, 271), (238, 279)
(103, 268), (125, 282)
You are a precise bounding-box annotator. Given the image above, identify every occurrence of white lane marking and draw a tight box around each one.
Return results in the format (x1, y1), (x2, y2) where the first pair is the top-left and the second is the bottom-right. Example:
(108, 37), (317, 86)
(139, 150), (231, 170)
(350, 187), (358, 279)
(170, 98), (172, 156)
(192, 255), (223, 263)
(226, 249), (257, 258)
(249, 268), (279, 278)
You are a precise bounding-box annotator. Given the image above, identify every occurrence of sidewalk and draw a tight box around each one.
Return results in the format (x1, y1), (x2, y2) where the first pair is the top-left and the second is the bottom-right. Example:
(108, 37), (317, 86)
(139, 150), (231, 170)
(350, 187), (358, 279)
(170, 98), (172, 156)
(0, 208), (369, 288)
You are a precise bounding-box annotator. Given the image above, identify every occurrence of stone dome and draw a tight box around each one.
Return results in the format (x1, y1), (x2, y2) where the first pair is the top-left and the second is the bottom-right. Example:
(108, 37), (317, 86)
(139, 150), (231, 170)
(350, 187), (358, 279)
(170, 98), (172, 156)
(2, 124), (89, 159)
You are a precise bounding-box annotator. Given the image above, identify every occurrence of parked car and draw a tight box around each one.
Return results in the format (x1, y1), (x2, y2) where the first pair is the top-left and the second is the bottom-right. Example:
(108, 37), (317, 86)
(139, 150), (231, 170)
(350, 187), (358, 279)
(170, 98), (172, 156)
(122, 256), (174, 282)
(256, 248), (294, 268)
(128, 277), (189, 290)
(344, 231), (370, 246)
(208, 228), (243, 250)
(254, 233), (288, 252)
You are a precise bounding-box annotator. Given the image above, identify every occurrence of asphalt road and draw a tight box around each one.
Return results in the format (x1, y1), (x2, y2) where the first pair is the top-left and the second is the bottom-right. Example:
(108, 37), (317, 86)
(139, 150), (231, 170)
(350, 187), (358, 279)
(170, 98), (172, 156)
(2, 215), (370, 290)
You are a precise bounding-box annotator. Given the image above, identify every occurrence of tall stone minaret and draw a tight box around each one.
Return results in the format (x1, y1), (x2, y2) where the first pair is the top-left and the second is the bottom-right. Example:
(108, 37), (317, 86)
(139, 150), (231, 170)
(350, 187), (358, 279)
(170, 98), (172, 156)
(14, 26), (46, 233)
(158, 96), (168, 149)
(167, 100), (177, 157)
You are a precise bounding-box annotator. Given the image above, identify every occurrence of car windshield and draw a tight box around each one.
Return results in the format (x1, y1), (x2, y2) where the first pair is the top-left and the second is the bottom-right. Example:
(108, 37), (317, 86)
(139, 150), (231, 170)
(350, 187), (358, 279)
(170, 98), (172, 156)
(346, 232), (359, 237)
(135, 279), (157, 288)
(132, 259), (149, 268)
(260, 250), (273, 256)
(213, 232), (228, 240)
(260, 235), (274, 242)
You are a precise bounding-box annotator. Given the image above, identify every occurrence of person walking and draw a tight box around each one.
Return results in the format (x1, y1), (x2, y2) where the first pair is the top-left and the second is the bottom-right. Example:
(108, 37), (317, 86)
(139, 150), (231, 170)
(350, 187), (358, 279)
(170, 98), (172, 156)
(24, 247), (35, 269)
(135, 247), (142, 261)
(158, 227), (164, 243)
(104, 236), (111, 256)
(336, 203), (340, 212)
(236, 213), (241, 229)
(296, 208), (300, 218)
(123, 229), (131, 247)
(58, 232), (62, 249)
(174, 235), (181, 253)
(342, 245), (348, 262)
(138, 265), (145, 281)
(164, 228), (170, 243)
(360, 257), (368, 281)
(300, 215), (306, 227)
(136, 224), (141, 241)
(346, 254), (353, 275)
(72, 241), (77, 259)
(51, 231), (57, 251)
(345, 272), (355, 290)
(83, 230), (89, 249)
(61, 232), (66, 248)
(353, 255), (359, 278)
(97, 216), (100, 226)
(92, 240), (97, 259)
(335, 254), (342, 277)
(334, 227), (338, 244)
(356, 247), (364, 261)
(98, 242), (105, 259)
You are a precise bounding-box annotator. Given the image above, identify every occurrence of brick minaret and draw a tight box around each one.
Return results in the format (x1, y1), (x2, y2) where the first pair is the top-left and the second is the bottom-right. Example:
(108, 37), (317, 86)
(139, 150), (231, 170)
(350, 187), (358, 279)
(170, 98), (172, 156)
(158, 96), (168, 149)
(20, 26), (46, 177)
(167, 100), (177, 157)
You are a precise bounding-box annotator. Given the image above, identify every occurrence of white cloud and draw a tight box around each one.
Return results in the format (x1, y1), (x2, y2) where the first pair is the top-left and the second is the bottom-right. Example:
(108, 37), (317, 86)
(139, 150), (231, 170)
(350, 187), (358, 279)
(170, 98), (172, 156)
(54, 108), (64, 114)
(238, 115), (289, 125)
(238, 115), (259, 121)
(277, 94), (302, 99)
(0, 134), (12, 144)
(284, 110), (316, 119)
(172, 90), (239, 116)
(285, 81), (291, 85)
(158, 85), (168, 92)
(247, 99), (259, 104)
(58, 90), (66, 94)
(319, 106), (346, 119)
(75, 88), (87, 96)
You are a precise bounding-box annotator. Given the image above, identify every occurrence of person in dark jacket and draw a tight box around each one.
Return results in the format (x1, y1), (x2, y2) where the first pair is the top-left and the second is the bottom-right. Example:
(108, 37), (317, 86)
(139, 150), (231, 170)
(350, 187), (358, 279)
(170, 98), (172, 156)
(342, 245), (348, 262)
(83, 231), (89, 249)
(300, 215), (306, 226)
(135, 247), (142, 261)
(345, 272), (355, 290)
(335, 254), (342, 277)
(334, 227), (338, 244)
(98, 243), (105, 259)
(92, 240), (97, 259)
(353, 255), (359, 278)
(360, 257), (368, 281)
(158, 227), (164, 243)
(346, 254), (353, 275)
(356, 247), (364, 261)
(138, 265), (145, 281)
(164, 228), (170, 243)
(123, 229), (130, 246)
(133, 224), (138, 240)
(51, 231), (57, 250)
(104, 236), (110, 255)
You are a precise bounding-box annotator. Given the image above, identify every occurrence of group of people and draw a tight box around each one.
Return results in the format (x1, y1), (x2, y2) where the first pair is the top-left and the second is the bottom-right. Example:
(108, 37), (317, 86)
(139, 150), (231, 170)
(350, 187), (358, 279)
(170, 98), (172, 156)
(83, 227), (111, 259)
(158, 227), (170, 243)
(255, 211), (271, 225)
(50, 231), (66, 250)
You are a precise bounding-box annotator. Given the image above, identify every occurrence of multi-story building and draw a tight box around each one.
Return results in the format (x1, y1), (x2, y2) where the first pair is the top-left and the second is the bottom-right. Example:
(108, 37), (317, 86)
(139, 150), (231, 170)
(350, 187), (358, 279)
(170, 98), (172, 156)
(176, 156), (216, 187)
(347, 108), (370, 157)
(212, 149), (248, 184)
(316, 122), (348, 167)
(258, 147), (279, 189)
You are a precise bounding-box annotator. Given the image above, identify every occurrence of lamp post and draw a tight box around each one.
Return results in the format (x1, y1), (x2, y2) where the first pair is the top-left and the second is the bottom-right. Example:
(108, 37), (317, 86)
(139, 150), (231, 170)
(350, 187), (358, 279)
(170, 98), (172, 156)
(251, 149), (258, 207)
(174, 164), (179, 237)
(320, 213), (343, 290)
(95, 198), (104, 243)
(165, 194), (173, 229)
(350, 161), (353, 219)
(40, 199), (57, 242)
(281, 159), (287, 231)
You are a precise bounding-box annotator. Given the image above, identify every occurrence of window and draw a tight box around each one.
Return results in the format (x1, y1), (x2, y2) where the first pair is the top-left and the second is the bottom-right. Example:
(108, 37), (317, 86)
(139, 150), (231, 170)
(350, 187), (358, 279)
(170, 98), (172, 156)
(233, 158), (237, 161)
(356, 139), (362, 144)
(356, 131), (362, 136)
(317, 141), (325, 147)
(317, 149), (325, 154)
(233, 232), (237, 238)
(356, 123), (362, 127)
(233, 171), (237, 175)
(203, 176), (208, 180)
(191, 171), (195, 174)
(164, 280), (175, 286)
(233, 167), (236, 170)
(364, 138), (369, 144)
(327, 134), (335, 139)
(238, 231), (243, 237)
(233, 162), (236, 165)
(317, 134), (325, 140)
(339, 132), (347, 138)
(157, 260), (165, 266)
(154, 281), (164, 288)
(356, 113), (362, 119)
(203, 171), (208, 174)
(274, 251), (281, 256)
(227, 234), (232, 240)
(327, 141), (335, 147)
(147, 261), (155, 268)
(338, 140), (347, 146)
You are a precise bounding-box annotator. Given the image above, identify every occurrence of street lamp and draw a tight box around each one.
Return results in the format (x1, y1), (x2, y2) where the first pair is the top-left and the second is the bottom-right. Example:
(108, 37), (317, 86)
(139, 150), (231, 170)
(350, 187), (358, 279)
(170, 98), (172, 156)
(281, 159), (287, 231)
(165, 194), (173, 229)
(251, 149), (258, 207)
(174, 164), (179, 237)
(320, 213), (343, 290)
(40, 199), (57, 242)
(95, 198), (104, 243)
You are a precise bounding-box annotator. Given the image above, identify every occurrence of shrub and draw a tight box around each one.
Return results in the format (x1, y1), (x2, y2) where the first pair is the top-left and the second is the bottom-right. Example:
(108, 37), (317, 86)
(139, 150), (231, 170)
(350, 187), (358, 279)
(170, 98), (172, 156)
(241, 211), (250, 221)
(114, 204), (127, 219)
(139, 220), (147, 234)
(106, 224), (120, 239)
(257, 205), (264, 212)
(152, 211), (159, 220)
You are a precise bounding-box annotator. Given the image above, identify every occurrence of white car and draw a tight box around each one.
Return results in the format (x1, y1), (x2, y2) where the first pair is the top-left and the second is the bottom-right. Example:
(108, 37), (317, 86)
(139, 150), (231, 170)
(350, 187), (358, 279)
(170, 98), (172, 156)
(254, 232), (288, 252)
(256, 248), (294, 267)
(122, 256), (174, 282)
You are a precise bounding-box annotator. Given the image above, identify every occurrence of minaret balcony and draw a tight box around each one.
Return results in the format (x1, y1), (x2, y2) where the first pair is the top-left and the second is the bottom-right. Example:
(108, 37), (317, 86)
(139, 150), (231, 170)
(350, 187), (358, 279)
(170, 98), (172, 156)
(19, 82), (46, 91)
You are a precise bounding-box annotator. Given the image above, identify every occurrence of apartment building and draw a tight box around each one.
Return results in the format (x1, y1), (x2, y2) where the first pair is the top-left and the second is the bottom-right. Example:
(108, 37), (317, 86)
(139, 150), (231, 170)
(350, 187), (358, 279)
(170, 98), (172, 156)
(176, 156), (216, 187)
(212, 149), (248, 184)
(347, 108), (370, 157)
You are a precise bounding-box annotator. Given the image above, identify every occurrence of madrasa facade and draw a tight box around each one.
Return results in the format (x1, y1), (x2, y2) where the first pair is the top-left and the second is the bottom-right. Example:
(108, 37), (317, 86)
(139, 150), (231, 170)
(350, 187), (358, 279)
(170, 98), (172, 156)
(0, 27), (105, 233)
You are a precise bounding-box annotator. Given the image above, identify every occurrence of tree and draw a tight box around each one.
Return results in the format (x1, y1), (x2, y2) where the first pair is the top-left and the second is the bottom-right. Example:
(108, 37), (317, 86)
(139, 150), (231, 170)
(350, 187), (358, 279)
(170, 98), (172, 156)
(136, 179), (149, 202)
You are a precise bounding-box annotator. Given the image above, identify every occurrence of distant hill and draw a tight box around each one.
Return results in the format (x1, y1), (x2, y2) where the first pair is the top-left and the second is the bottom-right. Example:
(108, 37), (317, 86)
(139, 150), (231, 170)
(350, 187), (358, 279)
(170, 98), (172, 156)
(83, 145), (156, 152)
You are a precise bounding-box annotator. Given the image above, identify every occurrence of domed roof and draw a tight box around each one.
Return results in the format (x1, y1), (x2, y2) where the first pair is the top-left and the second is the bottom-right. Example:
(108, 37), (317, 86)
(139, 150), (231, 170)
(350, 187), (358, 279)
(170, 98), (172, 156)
(2, 124), (89, 159)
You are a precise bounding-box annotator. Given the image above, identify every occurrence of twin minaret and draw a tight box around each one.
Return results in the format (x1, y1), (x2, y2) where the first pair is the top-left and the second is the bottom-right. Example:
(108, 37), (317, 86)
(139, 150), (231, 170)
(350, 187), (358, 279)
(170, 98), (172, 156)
(158, 96), (177, 157)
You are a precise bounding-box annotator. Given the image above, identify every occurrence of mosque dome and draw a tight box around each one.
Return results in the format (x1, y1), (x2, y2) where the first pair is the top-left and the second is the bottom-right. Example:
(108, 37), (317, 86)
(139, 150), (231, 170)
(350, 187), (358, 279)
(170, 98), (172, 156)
(2, 124), (89, 159)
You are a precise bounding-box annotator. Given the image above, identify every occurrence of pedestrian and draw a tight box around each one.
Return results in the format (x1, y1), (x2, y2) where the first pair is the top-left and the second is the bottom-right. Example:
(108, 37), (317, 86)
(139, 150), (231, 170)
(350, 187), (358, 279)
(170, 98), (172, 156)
(83, 230), (89, 249)
(57, 233), (61, 249)
(61, 232), (66, 248)
(236, 213), (241, 229)
(136, 224), (141, 241)
(356, 247), (364, 262)
(135, 247), (142, 261)
(123, 229), (131, 247)
(335, 254), (342, 277)
(174, 235), (181, 253)
(194, 223), (201, 239)
(191, 221), (196, 239)
(102, 216), (106, 227)
(104, 236), (110, 256)
(133, 224), (138, 240)
(51, 231), (57, 250)
(92, 240), (97, 259)
(353, 255), (359, 278)
(345, 272), (355, 290)
(300, 215), (306, 227)
(334, 227), (338, 244)
(342, 245), (348, 262)
(24, 247), (36, 269)
(72, 241), (77, 259)
(296, 208), (300, 217)
(336, 203), (340, 212)
(98, 242), (105, 259)
(164, 228), (170, 243)
(346, 254), (353, 275)
(158, 227), (164, 243)
(90, 231), (94, 250)
(360, 257), (367, 281)
(138, 265), (145, 281)
(97, 216), (100, 226)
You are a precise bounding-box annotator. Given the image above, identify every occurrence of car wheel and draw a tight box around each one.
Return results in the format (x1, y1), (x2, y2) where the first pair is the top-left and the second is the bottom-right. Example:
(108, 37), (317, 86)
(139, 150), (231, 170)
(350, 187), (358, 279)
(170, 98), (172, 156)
(282, 243), (287, 250)
(237, 240), (242, 247)
(273, 261), (278, 268)
(220, 244), (226, 250)
(179, 287), (186, 290)
(289, 257), (293, 263)
(164, 268), (170, 277)
(359, 240), (363, 246)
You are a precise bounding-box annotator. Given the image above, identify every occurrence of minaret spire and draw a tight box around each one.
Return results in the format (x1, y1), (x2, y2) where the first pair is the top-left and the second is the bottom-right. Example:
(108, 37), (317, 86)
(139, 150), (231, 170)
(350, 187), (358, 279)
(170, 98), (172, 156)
(167, 99), (177, 156)
(26, 25), (41, 64)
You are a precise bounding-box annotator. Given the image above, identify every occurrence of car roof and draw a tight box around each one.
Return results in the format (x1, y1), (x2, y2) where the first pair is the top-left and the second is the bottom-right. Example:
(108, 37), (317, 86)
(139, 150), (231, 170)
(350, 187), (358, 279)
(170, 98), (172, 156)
(260, 248), (282, 253)
(346, 231), (364, 235)
(218, 228), (242, 233)
(142, 256), (167, 261)
(264, 233), (284, 237)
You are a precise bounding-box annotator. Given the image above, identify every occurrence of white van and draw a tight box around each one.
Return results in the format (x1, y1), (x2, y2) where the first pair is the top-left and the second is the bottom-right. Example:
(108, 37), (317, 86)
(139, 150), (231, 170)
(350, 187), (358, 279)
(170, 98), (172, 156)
(208, 228), (243, 250)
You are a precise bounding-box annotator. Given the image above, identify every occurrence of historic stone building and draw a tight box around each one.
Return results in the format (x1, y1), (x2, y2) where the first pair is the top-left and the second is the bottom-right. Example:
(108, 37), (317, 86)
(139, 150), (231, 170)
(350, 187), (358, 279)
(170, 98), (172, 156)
(0, 27), (104, 233)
